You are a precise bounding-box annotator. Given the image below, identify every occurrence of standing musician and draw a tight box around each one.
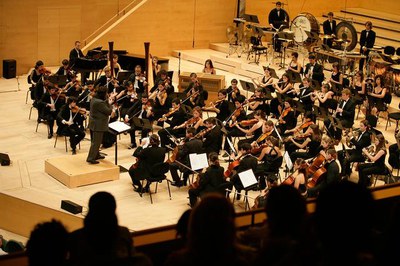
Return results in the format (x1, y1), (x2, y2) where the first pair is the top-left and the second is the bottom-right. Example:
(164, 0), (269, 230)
(365, 74), (387, 116)
(86, 86), (114, 164)
(322, 12), (337, 48)
(359, 21), (376, 72)
(236, 110), (267, 146)
(296, 77), (315, 113)
(338, 119), (371, 179)
(287, 124), (322, 163)
(268, 1), (288, 52)
(77, 80), (95, 111)
(276, 99), (296, 135)
(56, 59), (74, 82)
(129, 134), (166, 193)
(188, 152), (228, 207)
(104, 54), (122, 77)
(307, 149), (340, 198)
(358, 134), (387, 187)
(324, 88), (356, 140)
(149, 81), (169, 120)
(116, 81), (138, 119)
(202, 89), (230, 122)
(123, 94), (153, 149)
(287, 52), (303, 75)
(201, 117), (223, 155)
(329, 62), (343, 91)
(252, 67), (275, 93)
(312, 83), (335, 115)
(169, 127), (204, 187)
(229, 142), (258, 199)
(223, 98), (248, 154)
(38, 85), (66, 139)
(247, 87), (269, 118)
(57, 97), (86, 155)
(270, 73), (295, 117)
(128, 65), (147, 98)
(304, 54), (324, 86)
(94, 66), (120, 93)
(158, 99), (187, 148)
(226, 79), (242, 104)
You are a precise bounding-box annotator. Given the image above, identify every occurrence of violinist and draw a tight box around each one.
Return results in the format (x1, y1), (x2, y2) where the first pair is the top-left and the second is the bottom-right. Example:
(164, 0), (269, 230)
(226, 79), (242, 104)
(296, 77), (315, 113)
(124, 94), (154, 149)
(284, 112), (314, 138)
(128, 65), (147, 98)
(150, 81), (169, 120)
(287, 158), (308, 197)
(77, 80), (95, 110)
(188, 152), (229, 207)
(152, 70), (174, 95)
(202, 89), (230, 122)
(247, 88), (269, 118)
(116, 81), (138, 119)
(62, 74), (82, 98)
(158, 99), (187, 148)
(229, 142), (258, 200)
(250, 120), (278, 153)
(236, 110), (267, 147)
(276, 99), (296, 135)
(252, 67), (275, 93)
(56, 59), (74, 82)
(29, 60), (45, 86)
(270, 73), (294, 117)
(34, 75), (51, 122)
(223, 98), (248, 154)
(169, 127), (204, 187)
(38, 85), (66, 139)
(183, 73), (205, 107)
(307, 149), (340, 198)
(173, 106), (203, 131)
(287, 124), (322, 163)
(95, 66), (120, 93)
(202, 117), (222, 155)
(56, 97), (86, 155)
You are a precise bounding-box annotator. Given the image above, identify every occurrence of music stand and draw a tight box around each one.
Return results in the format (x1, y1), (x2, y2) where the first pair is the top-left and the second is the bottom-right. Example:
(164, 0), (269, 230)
(132, 117), (153, 131)
(293, 100), (305, 117)
(276, 31), (294, 69)
(48, 75), (68, 87)
(167, 71), (174, 80)
(242, 14), (259, 24)
(311, 79), (321, 91)
(238, 169), (258, 210)
(108, 121), (132, 172)
(116, 70), (134, 83)
(239, 80), (256, 98)
(312, 105), (328, 124)
(305, 31), (320, 42)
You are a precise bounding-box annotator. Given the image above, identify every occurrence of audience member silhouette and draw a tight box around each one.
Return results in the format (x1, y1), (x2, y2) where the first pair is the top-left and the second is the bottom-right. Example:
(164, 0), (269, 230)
(68, 191), (135, 266)
(176, 209), (192, 245)
(26, 219), (68, 266)
(314, 181), (380, 266)
(165, 194), (256, 266)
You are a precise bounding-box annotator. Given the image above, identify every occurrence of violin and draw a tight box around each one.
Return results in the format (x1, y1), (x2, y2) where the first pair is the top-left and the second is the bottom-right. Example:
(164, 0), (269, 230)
(158, 106), (179, 122)
(238, 118), (258, 127)
(278, 107), (292, 124)
(194, 127), (212, 139)
(39, 67), (52, 75)
(224, 152), (246, 178)
(184, 116), (200, 127)
(71, 106), (87, 115)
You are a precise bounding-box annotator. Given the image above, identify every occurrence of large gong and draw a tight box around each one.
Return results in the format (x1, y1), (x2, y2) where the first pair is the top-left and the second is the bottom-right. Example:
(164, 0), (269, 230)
(290, 13), (320, 46)
(336, 21), (358, 51)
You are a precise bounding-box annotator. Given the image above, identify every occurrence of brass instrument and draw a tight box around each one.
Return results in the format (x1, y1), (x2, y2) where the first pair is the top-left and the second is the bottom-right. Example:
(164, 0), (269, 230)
(362, 144), (375, 162)
(345, 129), (361, 148)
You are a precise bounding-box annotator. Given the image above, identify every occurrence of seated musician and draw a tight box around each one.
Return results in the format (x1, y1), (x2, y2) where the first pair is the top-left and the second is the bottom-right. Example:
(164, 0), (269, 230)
(202, 117), (223, 155)
(358, 134), (387, 187)
(116, 81), (138, 119)
(329, 62), (343, 91)
(38, 85), (66, 139)
(69, 41), (84, 68)
(150, 81), (169, 120)
(304, 54), (324, 86)
(230, 142), (258, 199)
(29, 60), (45, 87)
(287, 124), (322, 163)
(184, 73), (204, 95)
(56, 97), (86, 155)
(62, 74), (82, 98)
(77, 80), (95, 110)
(152, 70), (174, 95)
(226, 79), (242, 103)
(276, 99), (296, 135)
(128, 65), (147, 98)
(284, 111), (314, 137)
(312, 83), (335, 115)
(124, 94), (153, 149)
(388, 130), (400, 170)
(323, 12), (337, 47)
(337, 119), (371, 179)
(352, 71), (366, 105)
(251, 120), (279, 151)
(203, 59), (216, 75)
(255, 136), (283, 189)
(296, 77), (315, 113)
(34, 74), (50, 122)
(247, 87), (269, 118)
(252, 67), (274, 93)
(223, 98), (248, 154)
(186, 82), (205, 108)
(287, 158), (308, 197)
(188, 153), (229, 207)
(287, 52), (303, 75)
(55, 59), (73, 81)
(129, 134), (166, 193)
(169, 127), (204, 187)
(236, 110), (267, 146)
(158, 99), (187, 148)
(324, 88), (356, 140)
(270, 73), (294, 117)
(94, 66), (120, 93)
(202, 89), (230, 122)
(366, 74), (387, 116)
(307, 148), (340, 198)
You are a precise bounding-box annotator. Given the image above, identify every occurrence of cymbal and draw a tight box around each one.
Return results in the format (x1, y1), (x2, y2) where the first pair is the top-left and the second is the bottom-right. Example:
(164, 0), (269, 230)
(322, 35), (333, 39)
(373, 59), (391, 65)
(282, 29), (294, 34)
(334, 38), (343, 42)
(391, 64), (400, 71)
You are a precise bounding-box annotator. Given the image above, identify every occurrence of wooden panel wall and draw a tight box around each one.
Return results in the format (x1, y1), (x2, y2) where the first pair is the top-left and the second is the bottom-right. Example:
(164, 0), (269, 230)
(359, 0), (400, 14)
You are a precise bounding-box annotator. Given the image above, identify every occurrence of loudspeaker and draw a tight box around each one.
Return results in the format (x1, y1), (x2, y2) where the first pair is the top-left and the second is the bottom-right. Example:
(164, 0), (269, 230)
(0, 153), (10, 166)
(3, 59), (16, 79)
(61, 200), (82, 214)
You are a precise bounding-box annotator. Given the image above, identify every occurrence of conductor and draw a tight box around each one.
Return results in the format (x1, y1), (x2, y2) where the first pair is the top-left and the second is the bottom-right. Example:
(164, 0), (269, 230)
(86, 86), (114, 164)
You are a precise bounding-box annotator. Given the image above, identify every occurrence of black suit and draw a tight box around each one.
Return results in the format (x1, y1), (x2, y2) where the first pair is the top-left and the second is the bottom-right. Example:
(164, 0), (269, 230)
(69, 48), (84, 68)
(57, 104), (86, 150)
(125, 102), (153, 147)
(158, 107), (187, 148)
(38, 93), (66, 135)
(203, 125), (223, 155)
(323, 19), (337, 47)
(308, 160), (340, 197)
(77, 89), (92, 110)
(338, 130), (371, 176)
(304, 63), (324, 85)
(324, 98), (356, 140)
(359, 29), (376, 70)
(94, 75), (118, 93)
(170, 138), (204, 184)
(231, 154), (258, 193)
(128, 74), (146, 95)
(269, 8), (288, 52)
(297, 86), (314, 112)
(129, 146), (166, 189)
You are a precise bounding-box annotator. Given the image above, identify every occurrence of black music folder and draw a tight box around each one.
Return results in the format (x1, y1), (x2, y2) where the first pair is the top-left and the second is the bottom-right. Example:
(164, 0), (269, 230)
(117, 70), (134, 83)
(48, 75), (67, 87)
(243, 14), (259, 24)
(132, 117), (152, 130)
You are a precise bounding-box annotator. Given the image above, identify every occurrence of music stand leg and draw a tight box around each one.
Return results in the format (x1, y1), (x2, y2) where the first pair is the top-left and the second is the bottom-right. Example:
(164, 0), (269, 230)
(114, 133), (128, 173)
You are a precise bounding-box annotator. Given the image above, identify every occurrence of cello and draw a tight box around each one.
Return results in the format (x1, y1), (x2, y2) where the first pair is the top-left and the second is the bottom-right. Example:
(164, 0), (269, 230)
(306, 153), (327, 188)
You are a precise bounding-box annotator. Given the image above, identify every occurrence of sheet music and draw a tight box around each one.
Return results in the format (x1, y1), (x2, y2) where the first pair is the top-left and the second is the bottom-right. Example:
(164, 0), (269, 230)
(284, 151), (293, 170)
(189, 153), (209, 170)
(109, 121), (131, 133)
(238, 169), (258, 189)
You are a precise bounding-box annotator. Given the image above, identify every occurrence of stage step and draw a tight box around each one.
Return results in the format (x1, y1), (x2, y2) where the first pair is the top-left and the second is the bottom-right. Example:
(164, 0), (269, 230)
(340, 8), (400, 25)
(45, 153), (120, 188)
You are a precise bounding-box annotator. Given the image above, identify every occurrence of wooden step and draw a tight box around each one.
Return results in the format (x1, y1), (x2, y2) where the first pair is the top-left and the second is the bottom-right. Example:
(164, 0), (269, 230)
(333, 12), (400, 33)
(340, 7), (400, 25)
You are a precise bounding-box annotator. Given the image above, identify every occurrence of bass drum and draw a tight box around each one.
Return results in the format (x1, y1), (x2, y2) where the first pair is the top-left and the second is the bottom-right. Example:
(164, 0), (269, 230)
(335, 21), (358, 51)
(290, 13), (320, 46)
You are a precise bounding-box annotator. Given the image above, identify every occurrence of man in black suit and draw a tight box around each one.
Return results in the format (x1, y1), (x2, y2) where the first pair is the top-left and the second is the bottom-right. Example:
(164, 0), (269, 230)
(268, 1), (288, 52)
(359, 21), (376, 71)
(128, 65), (147, 98)
(202, 89), (230, 122)
(323, 12), (337, 47)
(129, 134), (166, 193)
(297, 78), (315, 113)
(202, 117), (222, 155)
(77, 80), (95, 111)
(169, 127), (204, 187)
(86, 86), (113, 164)
(338, 120), (371, 179)
(69, 41), (84, 68)
(57, 97), (86, 154)
(304, 54), (324, 86)
(94, 66), (120, 93)
(158, 99), (187, 148)
(324, 89), (356, 140)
